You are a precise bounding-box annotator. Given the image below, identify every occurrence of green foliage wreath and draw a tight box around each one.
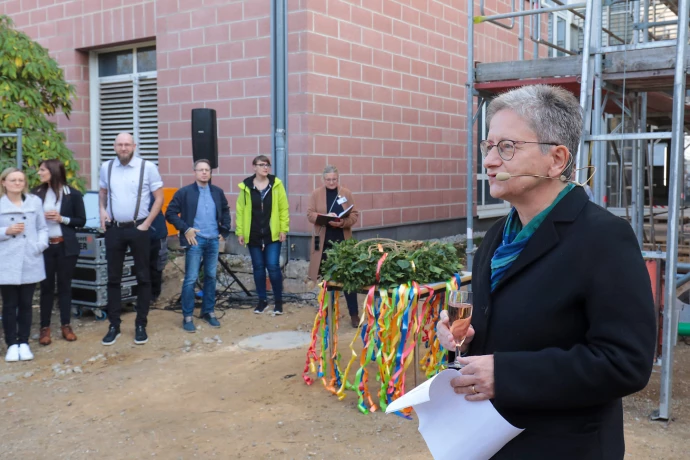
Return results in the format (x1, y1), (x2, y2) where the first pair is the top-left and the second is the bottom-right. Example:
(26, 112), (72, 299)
(321, 238), (463, 292)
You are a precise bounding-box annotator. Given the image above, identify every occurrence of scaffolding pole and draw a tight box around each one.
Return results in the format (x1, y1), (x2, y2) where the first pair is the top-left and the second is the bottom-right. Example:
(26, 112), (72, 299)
(592, 3), (605, 206)
(465, 0), (475, 271)
(637, 93), (648, 245)
(654, 0), (690, 423)
(577, 0), (597, 185)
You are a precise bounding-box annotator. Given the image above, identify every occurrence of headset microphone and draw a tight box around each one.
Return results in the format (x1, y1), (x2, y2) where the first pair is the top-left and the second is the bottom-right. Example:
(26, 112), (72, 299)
(495, 172), (569, 182)
(494, 164), (596, 187)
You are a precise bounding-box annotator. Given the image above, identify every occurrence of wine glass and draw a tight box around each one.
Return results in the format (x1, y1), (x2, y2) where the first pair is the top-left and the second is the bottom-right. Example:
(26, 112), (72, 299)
(446, 290), (473, 370)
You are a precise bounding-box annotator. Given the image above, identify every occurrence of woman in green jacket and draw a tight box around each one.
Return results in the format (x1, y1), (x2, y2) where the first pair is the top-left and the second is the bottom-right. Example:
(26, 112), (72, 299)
(236, 155), (290, 314)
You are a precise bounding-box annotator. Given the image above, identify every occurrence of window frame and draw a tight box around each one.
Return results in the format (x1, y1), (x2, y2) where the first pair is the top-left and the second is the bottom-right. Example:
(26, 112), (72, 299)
(88, 41), (157, 189)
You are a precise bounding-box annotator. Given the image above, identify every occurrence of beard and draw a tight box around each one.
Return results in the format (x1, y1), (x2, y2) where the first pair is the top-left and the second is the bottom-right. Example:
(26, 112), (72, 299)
(117, 151), (134, 165)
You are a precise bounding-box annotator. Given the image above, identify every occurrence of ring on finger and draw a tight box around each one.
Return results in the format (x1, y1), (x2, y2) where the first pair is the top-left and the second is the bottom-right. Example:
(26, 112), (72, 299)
(471, 385), (478, 394)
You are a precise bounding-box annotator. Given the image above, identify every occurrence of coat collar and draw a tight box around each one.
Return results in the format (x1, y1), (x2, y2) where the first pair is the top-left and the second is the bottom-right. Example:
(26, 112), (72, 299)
(488, 186), (590, 292)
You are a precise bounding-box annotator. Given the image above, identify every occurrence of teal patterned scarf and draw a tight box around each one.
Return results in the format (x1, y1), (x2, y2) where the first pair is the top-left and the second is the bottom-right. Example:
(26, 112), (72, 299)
(490, 184), (575, 291)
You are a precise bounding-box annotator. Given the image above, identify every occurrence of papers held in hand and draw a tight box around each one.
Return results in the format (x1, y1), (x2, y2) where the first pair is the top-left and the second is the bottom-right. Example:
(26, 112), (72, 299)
(385, 369), (524, 460)
(314, 205), (354, 226)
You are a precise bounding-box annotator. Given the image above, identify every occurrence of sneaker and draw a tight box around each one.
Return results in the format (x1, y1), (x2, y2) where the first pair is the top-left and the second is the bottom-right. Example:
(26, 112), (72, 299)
(18, 343), (33, 361)
(39, 326), (52, 346)
(183, 317), (196, 333)
(134, 325), (148, 345)
(201, 313), (221, 328)
(273, 301), (284, 316)
(102, 326), (121, 346)
(254, 299), (268, 314)
(5, 344), (19, 362)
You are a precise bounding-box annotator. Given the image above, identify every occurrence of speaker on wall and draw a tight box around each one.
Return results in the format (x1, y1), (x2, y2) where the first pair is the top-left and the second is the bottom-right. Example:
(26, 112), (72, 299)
(191, 108), (218, 169)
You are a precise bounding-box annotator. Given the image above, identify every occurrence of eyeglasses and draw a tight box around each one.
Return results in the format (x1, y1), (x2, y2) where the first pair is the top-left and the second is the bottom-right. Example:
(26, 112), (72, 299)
(195, 169), (211, 173)
(479, 139), (559, 161)
(255, 163), (271, 168)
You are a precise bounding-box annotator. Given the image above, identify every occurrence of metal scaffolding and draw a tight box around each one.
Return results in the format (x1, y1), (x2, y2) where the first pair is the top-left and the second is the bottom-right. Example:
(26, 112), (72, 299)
(467, 0), (689, 421)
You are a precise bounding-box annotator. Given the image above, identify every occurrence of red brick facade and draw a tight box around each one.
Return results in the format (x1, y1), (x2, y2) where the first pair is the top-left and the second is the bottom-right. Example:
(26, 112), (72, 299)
(1, 0), (531, 235)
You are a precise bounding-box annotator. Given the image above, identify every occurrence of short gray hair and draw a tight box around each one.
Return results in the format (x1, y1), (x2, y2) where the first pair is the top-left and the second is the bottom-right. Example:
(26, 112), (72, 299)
(322, 165), (338, 176)
(486, 85), (582, 177)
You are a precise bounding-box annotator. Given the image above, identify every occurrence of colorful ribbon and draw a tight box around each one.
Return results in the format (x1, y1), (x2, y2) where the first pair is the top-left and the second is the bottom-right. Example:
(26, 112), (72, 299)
(303, 270), (462, 415)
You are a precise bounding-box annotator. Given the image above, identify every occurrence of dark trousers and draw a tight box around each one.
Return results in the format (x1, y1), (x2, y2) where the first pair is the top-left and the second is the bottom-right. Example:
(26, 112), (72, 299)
(105, 226), (151, 328)
(149, 238), (165, 300)
(320, 245), (358, 316)
(1, 284), (36, 346)
(40, 243), (78, 327)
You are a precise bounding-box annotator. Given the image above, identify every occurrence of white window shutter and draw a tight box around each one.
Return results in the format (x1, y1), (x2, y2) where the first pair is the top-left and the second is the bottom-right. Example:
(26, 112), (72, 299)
(99, 79), (134, 163)
(98, 75), (158, 165)
(137, 76), (159, 163)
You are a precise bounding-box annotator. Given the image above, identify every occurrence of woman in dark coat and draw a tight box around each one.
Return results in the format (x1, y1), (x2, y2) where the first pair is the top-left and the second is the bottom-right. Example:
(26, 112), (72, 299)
(437, 85), (656, 459)
(33, 159), (86, 345)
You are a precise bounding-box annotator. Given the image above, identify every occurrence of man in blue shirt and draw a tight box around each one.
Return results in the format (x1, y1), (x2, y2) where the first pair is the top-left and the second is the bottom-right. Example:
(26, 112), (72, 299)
(165, 160), (231, 332)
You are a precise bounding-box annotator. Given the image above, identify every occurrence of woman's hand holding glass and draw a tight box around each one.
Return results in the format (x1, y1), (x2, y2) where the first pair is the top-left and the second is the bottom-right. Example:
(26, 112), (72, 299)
(437, 310), (475, 352)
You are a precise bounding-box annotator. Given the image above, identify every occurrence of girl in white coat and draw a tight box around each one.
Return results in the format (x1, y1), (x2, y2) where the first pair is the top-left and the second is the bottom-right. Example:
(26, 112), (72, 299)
(0, 168), (48, 362)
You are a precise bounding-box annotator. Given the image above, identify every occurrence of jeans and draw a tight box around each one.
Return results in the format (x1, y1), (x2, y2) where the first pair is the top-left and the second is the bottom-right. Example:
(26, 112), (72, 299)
(1, 284), (36, 346)
(40, 243), (78, 327)
(248, 241), (283, 302)
(105, 226), (151, 328)
(181, 236), (219, 318)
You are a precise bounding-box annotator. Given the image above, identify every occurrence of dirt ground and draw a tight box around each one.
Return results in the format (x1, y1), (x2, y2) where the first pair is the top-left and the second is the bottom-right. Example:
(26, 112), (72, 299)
(1, 271), (688, 459)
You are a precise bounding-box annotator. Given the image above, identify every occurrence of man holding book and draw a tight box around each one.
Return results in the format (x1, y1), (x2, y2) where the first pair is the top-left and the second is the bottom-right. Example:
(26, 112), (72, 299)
(306, 165), (360, 327)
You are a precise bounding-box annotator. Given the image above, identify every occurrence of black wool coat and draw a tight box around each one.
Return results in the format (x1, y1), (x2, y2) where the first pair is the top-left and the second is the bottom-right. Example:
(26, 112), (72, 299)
(468, 186), (656, 460)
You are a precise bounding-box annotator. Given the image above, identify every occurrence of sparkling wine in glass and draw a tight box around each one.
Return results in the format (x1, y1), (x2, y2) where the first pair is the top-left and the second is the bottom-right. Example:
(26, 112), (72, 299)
(447, 290), (473, 370)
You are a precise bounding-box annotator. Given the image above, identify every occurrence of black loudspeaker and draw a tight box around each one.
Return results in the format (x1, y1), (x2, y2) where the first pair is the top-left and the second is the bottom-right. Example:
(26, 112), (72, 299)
(191, 108), (218, 169)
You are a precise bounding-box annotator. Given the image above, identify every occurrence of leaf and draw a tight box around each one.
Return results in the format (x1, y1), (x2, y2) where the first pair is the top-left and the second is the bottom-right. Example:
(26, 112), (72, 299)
(395, 258), (409, 269)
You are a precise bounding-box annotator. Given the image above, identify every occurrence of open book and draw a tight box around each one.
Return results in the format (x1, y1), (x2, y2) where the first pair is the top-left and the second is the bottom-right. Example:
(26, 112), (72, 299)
(314, 204), (354, 226)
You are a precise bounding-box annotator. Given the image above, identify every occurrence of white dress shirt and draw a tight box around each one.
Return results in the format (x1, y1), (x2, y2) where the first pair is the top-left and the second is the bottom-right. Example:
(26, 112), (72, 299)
(43, 187), (63, 238)
(99, 155), (163, 222)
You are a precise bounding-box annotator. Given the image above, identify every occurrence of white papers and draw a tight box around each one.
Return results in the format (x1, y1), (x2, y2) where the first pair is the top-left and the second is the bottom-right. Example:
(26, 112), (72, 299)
(386, 369), (524, 460)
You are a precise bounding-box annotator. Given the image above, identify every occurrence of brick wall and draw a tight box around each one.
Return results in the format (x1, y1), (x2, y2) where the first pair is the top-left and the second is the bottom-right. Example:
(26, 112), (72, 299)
(2, 0), (547, 236)
(285, 0), (541, 232)
(155, 0), (273, 224)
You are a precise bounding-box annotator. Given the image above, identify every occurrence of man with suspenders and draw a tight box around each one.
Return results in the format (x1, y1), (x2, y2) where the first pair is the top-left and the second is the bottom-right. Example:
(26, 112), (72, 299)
(99, 132), (164, 346)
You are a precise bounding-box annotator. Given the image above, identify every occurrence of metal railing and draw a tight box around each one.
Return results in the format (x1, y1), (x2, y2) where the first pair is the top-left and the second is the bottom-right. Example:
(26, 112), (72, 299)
(0, 129), (23, 169)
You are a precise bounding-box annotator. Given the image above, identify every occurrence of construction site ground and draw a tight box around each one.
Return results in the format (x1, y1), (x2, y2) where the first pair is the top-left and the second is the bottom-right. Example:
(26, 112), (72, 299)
(0, 265), (688, 459)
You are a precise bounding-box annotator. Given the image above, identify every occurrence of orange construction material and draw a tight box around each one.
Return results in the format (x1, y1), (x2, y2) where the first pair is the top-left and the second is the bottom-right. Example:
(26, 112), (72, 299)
(645, 260), (664, 360)
(161, 187), (179, 236)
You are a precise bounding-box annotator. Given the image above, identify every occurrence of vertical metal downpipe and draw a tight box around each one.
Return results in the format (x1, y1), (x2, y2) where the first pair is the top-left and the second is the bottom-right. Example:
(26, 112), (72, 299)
(271, 0), (289, 267)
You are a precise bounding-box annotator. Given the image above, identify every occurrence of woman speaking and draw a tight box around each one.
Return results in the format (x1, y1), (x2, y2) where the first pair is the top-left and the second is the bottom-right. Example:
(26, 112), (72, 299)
(437, 85), (656, 459)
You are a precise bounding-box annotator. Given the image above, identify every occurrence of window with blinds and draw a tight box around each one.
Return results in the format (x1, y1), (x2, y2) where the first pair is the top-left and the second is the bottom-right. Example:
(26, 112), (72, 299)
(89, 45), (158, 182)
